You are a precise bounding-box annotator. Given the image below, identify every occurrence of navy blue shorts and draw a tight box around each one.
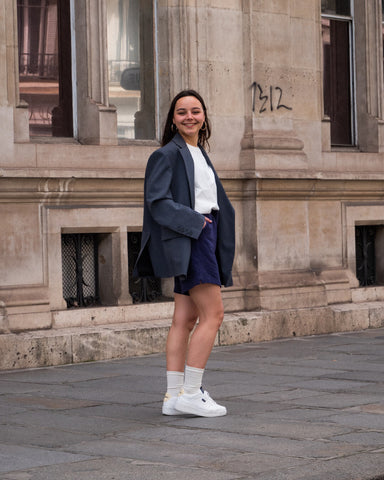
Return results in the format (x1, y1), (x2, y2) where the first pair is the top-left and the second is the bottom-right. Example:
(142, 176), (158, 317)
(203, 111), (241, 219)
(174, 212), (221, 296)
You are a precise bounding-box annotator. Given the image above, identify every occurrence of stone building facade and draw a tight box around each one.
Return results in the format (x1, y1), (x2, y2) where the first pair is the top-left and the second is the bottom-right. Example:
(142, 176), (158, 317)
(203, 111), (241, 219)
(1, 0), (384, 368)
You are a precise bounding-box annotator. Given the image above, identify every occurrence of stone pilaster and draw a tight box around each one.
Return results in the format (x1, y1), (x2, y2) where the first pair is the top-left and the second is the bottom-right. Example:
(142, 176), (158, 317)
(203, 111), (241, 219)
(76, 0), (117, 145)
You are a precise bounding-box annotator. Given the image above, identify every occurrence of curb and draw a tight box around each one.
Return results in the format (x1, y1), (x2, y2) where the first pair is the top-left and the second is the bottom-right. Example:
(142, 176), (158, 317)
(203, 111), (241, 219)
(1, 301), (384, 370)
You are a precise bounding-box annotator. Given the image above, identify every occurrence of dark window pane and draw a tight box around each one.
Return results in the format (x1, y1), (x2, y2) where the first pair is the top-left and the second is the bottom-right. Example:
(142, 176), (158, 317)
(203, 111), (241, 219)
(355, 226), (376, 287)
(322, 18), (352, 145)
(17, 0), (73, 137)
(321, 0), (350, 16)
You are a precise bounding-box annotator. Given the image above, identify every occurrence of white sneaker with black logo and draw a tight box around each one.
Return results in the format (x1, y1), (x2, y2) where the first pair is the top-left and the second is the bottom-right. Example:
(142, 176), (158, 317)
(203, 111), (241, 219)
(175, 387), (227, 417)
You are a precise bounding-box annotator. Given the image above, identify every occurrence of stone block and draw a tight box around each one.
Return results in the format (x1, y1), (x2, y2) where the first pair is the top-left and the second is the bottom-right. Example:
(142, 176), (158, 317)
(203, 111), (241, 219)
(308, 201), (342, 268)
(8, 310), (52, 333)
(71, 322), (170, 363)
(252, 12), (291, 67)
(262, 307), (336, 338)
(367, 302), (384, 328)
(259, 286), (327, 310)
(291, 0), (316, 20)
(0, 203), (44, 287)
(53, 303), (174, 329)
(351, 286), (384, 303)
(331, 303), (370, 332)
(257, 200), (310, 271)
(324, 285), (352, 305)
(218, 312), (265, 345)
(210, 0), (242, 9)
(0, 301), (9, 334)
(218, 306), (341, 347)
(290, 18), (318, 70)
(207, 9), (242, 65)
(0, 331), (72, 369)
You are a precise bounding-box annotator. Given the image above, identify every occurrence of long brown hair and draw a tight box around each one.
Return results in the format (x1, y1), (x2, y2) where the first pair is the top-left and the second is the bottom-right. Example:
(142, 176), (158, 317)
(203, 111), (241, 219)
(161, 90), (211, 149)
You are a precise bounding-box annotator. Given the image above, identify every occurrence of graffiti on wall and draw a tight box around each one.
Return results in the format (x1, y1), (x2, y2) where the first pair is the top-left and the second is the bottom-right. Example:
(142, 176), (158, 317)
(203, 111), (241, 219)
(251, 82), (292, 114)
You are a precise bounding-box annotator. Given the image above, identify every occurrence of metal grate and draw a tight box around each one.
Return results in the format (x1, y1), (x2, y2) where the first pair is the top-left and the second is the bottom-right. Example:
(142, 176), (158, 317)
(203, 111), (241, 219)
(61, 233), (99, 308)
(128, 232), (162, 303)
(355, 226), (376, 287)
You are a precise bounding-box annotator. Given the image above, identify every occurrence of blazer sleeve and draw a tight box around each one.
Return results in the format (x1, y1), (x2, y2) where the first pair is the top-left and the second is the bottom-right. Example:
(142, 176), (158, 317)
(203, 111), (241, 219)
(145, 150), (205, 239)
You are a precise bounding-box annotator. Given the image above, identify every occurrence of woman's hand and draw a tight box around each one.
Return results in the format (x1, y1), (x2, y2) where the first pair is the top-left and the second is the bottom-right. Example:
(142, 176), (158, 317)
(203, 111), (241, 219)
(203, 216), (213, 228)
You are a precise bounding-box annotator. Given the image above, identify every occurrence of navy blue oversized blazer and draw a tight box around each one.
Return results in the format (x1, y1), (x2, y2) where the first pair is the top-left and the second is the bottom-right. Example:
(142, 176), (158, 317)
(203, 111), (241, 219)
(133, 133), (235, 287)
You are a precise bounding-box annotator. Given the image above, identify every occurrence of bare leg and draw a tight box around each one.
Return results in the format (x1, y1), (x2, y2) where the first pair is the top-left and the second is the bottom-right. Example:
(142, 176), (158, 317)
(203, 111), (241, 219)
(173, 283), (227, 417)
(166, 293), (198, 372)
(186, 283), (224, 369)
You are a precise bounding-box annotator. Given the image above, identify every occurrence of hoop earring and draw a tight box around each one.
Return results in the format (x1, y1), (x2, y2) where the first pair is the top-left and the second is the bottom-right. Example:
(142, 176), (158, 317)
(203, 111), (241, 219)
(171, 123), (177, 133)
(200, 121), (207, 132)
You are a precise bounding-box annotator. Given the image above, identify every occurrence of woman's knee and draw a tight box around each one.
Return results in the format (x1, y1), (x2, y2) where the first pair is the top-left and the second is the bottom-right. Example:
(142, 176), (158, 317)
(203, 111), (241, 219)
(173, 293), (198, 331)
(172, 311), (198, 332)
(213, 305), (224, 329)
(199, 303), (224, 331)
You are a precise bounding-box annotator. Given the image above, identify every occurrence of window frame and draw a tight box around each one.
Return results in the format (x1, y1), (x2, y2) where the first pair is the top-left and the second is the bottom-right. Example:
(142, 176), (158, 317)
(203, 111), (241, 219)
(322, 3), (357, 147)
(106, 0), (158, 142)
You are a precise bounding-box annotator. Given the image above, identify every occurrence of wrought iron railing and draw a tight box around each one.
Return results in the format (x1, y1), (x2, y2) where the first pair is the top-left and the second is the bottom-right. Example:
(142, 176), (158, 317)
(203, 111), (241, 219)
(19, 53), (58, 79)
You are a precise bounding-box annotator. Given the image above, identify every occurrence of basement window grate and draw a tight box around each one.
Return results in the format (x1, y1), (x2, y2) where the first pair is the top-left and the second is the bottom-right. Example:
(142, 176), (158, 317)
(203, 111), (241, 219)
(355, 225), (384, 287)
(61, 233), (100, 308)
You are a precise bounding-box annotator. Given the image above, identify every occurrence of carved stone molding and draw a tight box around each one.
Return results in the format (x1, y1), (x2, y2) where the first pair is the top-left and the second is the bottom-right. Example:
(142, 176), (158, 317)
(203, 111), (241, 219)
(240, 129), (307, 171)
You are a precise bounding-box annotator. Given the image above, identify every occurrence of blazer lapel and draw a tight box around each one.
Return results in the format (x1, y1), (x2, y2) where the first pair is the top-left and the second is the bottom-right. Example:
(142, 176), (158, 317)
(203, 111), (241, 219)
(172, 134), (195, 208)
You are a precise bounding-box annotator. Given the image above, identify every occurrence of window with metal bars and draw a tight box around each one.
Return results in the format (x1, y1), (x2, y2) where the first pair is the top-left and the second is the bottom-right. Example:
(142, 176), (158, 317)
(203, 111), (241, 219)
(61, 233), (99, 308)
(61, 231), (170, 308)
(355, 225), (384, 287)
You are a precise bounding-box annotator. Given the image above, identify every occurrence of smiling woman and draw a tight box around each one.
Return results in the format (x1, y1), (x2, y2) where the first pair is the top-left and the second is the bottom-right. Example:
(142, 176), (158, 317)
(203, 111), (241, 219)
(161, 90), (212, 149)
(172, 96), (206, 147)
(134, 90), (235, 418)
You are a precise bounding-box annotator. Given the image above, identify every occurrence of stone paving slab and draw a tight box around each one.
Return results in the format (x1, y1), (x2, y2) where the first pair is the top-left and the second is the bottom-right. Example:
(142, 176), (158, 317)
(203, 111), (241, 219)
(0, 328), (384, 479)
(0, 444), (92, 474)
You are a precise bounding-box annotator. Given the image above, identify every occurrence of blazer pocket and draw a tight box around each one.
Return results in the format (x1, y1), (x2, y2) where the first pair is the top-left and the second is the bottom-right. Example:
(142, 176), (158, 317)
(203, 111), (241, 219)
(161, 227), (184, 241)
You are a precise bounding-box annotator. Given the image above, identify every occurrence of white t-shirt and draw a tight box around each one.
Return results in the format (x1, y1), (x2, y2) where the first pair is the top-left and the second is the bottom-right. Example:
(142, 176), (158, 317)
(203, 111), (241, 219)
(187, 144), (219, 214)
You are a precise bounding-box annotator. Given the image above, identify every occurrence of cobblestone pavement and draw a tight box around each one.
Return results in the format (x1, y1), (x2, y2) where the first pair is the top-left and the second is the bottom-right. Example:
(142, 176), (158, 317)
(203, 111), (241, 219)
(0, 328), (384, 479)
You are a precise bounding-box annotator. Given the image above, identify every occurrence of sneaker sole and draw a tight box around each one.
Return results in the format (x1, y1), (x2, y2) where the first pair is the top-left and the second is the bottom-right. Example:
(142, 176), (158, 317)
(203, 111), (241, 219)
(175, 399), (227, 417)
(162, 407), (184, 416)
(162, 402), (186, 415)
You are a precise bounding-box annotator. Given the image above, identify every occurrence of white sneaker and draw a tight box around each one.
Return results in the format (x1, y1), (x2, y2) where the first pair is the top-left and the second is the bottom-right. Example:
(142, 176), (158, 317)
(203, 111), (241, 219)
(162, 392), (185, 415)
(175, 387), (227, 417)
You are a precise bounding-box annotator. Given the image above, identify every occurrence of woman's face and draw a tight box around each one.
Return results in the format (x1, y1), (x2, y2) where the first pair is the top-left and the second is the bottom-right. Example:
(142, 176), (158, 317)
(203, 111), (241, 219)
(173, 96), (205, 146)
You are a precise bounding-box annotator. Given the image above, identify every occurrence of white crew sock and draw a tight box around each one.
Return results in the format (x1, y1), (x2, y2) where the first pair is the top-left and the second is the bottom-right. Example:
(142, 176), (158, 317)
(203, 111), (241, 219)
(166, 371), (184, 397)
(183, 365), (204, 395)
